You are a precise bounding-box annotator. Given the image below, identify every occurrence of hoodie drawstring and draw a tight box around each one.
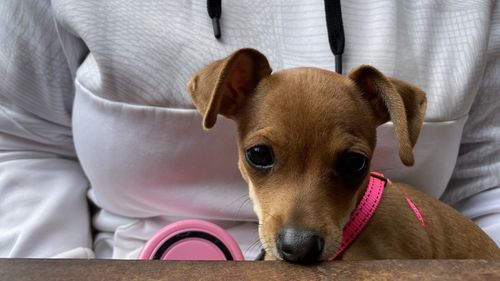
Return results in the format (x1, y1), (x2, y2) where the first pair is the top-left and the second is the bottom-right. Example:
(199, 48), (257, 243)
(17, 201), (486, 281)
(206, 0), (345, 73)
(324, 0), (345, 74)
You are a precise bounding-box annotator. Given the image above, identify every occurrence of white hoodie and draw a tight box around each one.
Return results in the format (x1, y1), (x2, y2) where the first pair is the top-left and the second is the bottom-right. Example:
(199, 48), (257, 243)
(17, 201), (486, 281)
(0, 0), (499, 259)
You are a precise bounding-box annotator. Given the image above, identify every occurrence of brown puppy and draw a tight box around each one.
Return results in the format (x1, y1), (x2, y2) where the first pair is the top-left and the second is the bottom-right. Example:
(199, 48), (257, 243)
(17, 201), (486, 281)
(188, 48), (500, 263)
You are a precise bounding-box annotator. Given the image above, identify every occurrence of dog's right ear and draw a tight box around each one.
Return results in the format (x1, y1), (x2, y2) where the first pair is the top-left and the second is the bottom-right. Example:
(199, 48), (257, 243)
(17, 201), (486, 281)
(187, 48), (272, 129)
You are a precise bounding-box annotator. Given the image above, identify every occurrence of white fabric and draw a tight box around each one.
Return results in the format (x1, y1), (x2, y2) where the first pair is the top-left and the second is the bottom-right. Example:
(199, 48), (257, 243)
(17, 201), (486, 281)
(452, 187), (500, 246)
(52, 247), (95, 259)
(1, 0), (499, 259)
(373, 118), (467, 199)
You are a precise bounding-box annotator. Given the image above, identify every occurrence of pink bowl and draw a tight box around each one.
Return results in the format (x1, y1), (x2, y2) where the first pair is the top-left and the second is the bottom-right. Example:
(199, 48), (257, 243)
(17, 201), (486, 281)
(138, 219), (244, 261)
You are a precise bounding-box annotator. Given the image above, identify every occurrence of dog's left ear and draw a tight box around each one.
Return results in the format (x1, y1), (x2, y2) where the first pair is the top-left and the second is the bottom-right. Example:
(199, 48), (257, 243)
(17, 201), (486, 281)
(187, 48), (272, 129)
(348, 65), (427, 166)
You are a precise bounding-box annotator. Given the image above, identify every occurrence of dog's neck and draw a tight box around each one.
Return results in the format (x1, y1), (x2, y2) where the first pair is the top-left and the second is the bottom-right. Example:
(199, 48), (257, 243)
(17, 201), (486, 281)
(330, 172), (389, 260)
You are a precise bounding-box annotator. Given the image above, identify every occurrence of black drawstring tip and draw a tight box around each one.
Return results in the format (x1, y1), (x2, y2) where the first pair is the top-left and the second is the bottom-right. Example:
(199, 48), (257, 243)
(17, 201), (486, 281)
(335, 55), (343, 75)
(207, 0), (221, 39)
(212, 18), (221, 39)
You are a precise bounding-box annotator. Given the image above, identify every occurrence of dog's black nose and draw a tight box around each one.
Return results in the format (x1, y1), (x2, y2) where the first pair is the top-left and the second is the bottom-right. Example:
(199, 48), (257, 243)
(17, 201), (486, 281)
(277, 227), (324, 264)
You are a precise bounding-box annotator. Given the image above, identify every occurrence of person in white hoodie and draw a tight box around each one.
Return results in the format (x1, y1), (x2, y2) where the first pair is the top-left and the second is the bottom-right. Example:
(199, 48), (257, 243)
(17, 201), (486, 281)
(0, 0), (499, 259)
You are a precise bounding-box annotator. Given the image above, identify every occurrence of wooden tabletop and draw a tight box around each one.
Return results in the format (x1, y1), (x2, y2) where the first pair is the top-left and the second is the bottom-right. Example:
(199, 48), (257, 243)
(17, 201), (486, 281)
(1, 259), (499, 281)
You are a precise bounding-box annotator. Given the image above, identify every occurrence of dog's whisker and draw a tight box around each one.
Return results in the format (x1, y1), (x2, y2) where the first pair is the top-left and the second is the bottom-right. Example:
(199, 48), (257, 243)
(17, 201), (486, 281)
(236, 197), (252, 215)
(224, 194), (250, 208)
(244, 238), (263, 255)
(218, 194), (253, 216)
(248, 238), (261, 249)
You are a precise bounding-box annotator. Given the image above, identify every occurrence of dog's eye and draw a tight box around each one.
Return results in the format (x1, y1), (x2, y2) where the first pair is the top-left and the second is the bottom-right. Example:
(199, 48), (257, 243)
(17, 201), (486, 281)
(338, 152), (368, 178)
(245, 145), (275, 170)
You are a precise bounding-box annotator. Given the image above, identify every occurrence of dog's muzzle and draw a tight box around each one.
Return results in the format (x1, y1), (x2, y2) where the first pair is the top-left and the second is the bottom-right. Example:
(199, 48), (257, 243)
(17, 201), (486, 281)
(277, 227), (325, 264)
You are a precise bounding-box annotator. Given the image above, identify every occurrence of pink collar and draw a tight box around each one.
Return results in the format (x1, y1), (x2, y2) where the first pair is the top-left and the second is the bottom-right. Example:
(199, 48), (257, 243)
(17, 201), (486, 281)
(329, 172), (389, 260)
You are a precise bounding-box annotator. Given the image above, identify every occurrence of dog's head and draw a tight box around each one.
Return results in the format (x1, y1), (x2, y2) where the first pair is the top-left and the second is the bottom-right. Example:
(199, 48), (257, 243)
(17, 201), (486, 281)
(188, 48), (426, 263)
